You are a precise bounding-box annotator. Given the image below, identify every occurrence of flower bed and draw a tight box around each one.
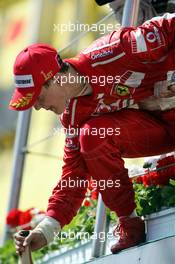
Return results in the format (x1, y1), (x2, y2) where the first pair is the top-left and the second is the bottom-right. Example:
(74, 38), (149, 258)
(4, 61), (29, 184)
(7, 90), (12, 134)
(133, 155), (175, 216)
(132, 154), (175, 242)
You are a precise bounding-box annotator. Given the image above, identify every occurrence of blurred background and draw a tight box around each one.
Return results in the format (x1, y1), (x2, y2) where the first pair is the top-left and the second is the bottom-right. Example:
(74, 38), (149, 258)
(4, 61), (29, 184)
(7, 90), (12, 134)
(0, 0), (120, 245)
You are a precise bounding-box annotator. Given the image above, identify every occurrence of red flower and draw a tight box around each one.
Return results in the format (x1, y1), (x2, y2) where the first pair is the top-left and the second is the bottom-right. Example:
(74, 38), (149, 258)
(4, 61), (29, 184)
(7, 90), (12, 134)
(6, 209), (22, 227)
(142, 174), (151, 186)
(133, 155), (175, 187)
(91, 190), (99, 200)
(83, 199), (91, 207)
(6, 207), (44, 229)
(19, 209), (33, 227)
(135, 176), (143, 184)
(141, 171), (158, 186)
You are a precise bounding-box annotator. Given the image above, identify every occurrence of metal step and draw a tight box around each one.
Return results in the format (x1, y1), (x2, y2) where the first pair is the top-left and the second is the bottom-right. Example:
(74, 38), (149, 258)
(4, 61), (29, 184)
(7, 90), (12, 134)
(86, 236), (175, 264)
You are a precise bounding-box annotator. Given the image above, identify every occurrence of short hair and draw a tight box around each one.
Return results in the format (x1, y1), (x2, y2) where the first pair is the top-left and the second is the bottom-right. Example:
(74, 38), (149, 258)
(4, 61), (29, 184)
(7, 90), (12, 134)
(56, 54), (69, 73)
(59, 61), (69, 73)
(43, 78), (52, 89)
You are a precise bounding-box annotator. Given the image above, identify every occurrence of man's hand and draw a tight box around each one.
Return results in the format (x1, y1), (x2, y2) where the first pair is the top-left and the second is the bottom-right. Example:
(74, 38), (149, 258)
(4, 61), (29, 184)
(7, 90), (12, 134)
(160, 84), (175, 98)
(14, 230), (47, 255)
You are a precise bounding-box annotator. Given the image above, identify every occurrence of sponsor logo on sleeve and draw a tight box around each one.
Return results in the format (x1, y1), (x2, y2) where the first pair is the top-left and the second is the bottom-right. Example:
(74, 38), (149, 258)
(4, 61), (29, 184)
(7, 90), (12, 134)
(146, 26), (164, 48)
(91, 50), (113, 60)
(65, 134), (79, 150)
(146, 32), (156, 43)
(131, 26), (165, 54)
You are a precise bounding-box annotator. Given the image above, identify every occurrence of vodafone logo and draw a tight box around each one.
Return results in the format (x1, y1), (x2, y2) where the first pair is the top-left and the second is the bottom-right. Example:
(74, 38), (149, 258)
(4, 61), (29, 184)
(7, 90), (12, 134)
(146, 32), (156, 43)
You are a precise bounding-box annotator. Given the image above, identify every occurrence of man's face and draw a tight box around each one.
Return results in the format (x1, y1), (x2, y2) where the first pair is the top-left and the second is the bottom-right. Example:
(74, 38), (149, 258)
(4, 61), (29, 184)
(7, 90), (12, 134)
(33, 79), (67, 115)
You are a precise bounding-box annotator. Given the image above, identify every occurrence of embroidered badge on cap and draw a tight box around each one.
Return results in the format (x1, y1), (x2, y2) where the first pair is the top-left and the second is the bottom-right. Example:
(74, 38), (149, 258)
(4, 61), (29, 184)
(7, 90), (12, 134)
(9, 93), (34, 108)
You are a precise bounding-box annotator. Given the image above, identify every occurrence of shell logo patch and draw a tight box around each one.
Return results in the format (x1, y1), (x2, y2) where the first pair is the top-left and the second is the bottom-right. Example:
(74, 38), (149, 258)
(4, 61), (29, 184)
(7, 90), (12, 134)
(116, 85), (130, 96)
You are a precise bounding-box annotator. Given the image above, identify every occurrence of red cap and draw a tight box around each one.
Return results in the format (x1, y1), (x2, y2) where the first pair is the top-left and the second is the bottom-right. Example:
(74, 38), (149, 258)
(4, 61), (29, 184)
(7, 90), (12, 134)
(9, 43), (62, 111)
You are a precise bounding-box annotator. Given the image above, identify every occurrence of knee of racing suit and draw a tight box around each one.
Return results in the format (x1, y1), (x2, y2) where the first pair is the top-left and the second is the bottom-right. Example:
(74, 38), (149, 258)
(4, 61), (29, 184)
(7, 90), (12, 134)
(79, 116), (136, 217)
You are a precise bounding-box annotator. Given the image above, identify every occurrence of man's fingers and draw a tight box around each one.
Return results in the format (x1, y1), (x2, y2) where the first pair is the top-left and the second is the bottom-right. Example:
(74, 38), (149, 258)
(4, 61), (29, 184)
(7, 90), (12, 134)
(14, 235), (25, 242)
(13, 230), (29, 241)
(15, 240), (24, 246)
(15, 242), (25, 255)
(13, 230), (32, 255)
(15, 245), (25, 252)
(14, 229), (47, 253)
(23, 232), (33, 247)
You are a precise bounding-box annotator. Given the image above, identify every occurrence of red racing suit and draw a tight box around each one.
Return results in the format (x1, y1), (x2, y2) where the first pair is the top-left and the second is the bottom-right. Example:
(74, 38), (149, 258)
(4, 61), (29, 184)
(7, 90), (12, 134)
(46, 13), (175, 227)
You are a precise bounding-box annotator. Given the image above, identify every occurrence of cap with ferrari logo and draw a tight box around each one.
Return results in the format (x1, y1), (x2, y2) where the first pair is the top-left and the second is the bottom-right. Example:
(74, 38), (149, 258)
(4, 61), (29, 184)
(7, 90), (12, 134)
(9, 43), (62, 111)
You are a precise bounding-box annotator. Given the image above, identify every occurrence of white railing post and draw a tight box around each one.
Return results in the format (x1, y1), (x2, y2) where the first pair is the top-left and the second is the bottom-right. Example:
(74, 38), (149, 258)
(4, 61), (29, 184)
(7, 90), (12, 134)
(122, 0), (140, 26)
(91, 194), (107, 258)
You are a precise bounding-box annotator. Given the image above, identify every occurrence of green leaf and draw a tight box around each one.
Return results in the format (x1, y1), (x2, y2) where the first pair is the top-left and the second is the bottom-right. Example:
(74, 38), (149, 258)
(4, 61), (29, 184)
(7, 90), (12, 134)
(170, 179), (175, 186)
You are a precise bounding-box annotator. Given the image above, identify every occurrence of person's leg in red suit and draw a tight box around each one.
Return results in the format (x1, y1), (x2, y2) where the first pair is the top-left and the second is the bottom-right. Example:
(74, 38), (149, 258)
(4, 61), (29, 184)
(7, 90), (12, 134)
(80, 108), (175, 253)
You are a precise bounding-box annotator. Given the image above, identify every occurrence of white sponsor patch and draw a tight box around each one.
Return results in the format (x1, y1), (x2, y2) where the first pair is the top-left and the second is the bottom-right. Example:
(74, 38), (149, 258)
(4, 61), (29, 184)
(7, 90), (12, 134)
(14, 75), (34, 88)
(122, 99), (134, 108)
(91, 52), (125, 67)
(91, 50), (113, 60)
(71, 99), (77, 126)
(131, 26), (165, 53)
(96, 93), (104, 99)
(131, 28), (147, 53)
(82, 39), (120, 54)
(123, 71), (145, 87)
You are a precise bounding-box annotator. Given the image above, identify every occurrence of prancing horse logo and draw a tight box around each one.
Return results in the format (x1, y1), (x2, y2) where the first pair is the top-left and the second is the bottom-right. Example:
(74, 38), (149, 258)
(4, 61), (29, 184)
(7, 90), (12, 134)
(116, 85), (130, 96)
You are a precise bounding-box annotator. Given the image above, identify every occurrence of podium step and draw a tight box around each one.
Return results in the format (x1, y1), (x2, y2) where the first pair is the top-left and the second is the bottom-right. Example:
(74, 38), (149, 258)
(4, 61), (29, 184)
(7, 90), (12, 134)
(86, 235), (175, 264)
